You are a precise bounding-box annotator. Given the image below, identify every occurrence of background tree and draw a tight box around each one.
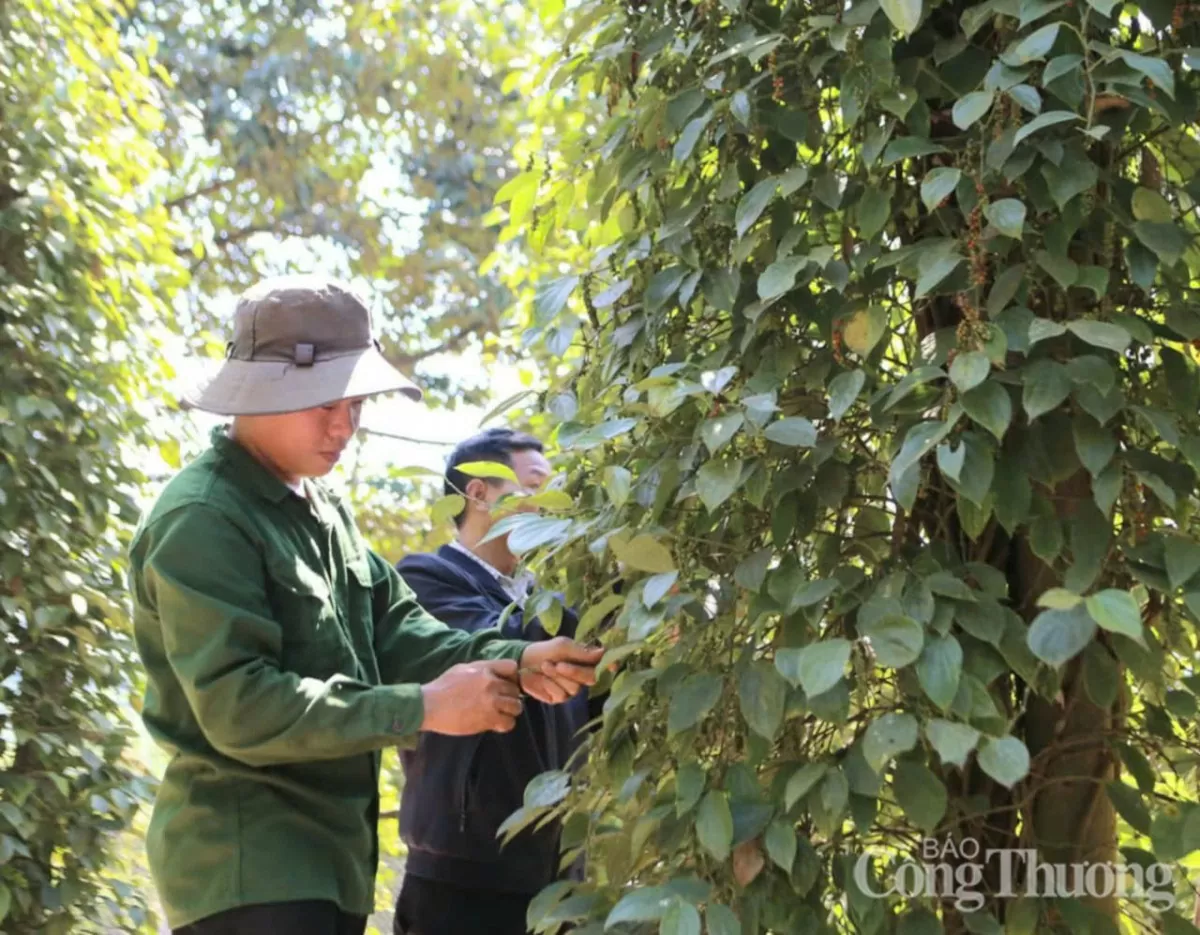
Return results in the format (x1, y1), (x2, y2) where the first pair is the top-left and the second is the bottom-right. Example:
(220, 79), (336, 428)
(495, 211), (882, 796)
(127, 0), (552, 405)
(0, 0), (185, 930)
(491, 0), (1200, 931)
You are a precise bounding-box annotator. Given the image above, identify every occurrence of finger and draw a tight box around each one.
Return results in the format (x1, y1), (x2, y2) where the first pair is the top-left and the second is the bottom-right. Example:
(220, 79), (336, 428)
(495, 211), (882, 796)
(495, 695), (524, 717)
(562, 643), (605, 664)
(489, 675), (521, 698)
(546, 662), (598, 686)
(527, 671), (568, 703)
(492, 713), (517, 733)
(540, 662), (582, 695)
(486, 658), (519, 679)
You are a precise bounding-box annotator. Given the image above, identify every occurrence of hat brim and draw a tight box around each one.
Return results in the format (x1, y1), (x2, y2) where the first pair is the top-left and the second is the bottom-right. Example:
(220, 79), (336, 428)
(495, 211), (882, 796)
(180, 347), (423, 416)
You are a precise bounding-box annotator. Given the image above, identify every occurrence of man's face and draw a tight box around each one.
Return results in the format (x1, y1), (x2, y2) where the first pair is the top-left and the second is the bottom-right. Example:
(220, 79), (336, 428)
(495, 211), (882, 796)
(473, 448), (552, 530)
(240, 397), (364, 480)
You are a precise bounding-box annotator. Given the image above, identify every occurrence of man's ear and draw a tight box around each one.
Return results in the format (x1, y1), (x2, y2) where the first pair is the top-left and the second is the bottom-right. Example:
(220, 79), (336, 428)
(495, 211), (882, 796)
(465, 477), (490, 508)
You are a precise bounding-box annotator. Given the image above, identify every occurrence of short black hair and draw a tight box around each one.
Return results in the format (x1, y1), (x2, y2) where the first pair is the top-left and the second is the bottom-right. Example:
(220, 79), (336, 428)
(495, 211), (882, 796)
(445, 427), (544, 526)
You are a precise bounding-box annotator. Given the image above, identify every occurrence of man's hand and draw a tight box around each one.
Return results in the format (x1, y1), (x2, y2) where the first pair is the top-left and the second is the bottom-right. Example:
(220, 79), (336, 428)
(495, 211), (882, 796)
(518, 637), (604, 704)
(420, 660), (524, 735)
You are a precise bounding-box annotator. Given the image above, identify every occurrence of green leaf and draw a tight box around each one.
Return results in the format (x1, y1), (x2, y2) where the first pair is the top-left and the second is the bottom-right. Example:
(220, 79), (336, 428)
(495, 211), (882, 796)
(1083, 642), (1120, 707)
(857, 186), (892, 240)
(696, 790), (734, 861)
(700, 412), (745, 453)
(736, 178), (779, 239)
(1037, 587), (1082, 610)
(950, 351), (991, 392)
(1006, 24), (1061, 65)
(662, 899), (702, 935)
(917, 635), (964, 710)
(1078, 267), (1111, 301)
(1067, 320), (1131, 352)
(535, 276), (579, 323)
(1043, 54), (1084, 85)
(1007, 83), (1043, 114)
(861, 614), (925, 668)
(882, 137), (948, 166)
(457, 460), (521, 483)
(615, 535), (676, 573)
(646, 266), (689, 312)
(915, 253), (964, 298)
(784, 760), (831, 810)
(953, 90), (996, 129)
(1027, 603), (1096, 667)
(829, 369), (866, 420)
(764, 417), (818, 447)
(668, 674), (723, 736)
(706, 905), (741, 935)
(863, 712), (919, 770)
(925, 719), (981, 767)
(776, 639), (852, 697)
(676, 762), (706, 815)
(757, 256), (809, 300)
(695, 459), (743, 512)
(962, 381), (1013, 441)
(1119, 50), (1175, 99)
(987, 263), (1026, 315)
(1013, 109), (1078, 145)
(880, 0), (923, 35)
(605, 887), (676, 927)
(674, 113), (712, 163)
(1132, 187), (1173, 223)
(1166, 537), (1200, 591)
(921, 167), (962, 212)
(730, 90), (752, 126)
(432, 494), (466, 525)
(894, 761), (948, 831)
(977, 736), (1031, 787)
(603, 466), (633, 508)
(1106, 781), (1152, 835)
(1072, 416), (1115, 477)
(734, 548), (773, 593)
(899, 907), (945, 935)
(643, 571), (679, 608)
(1133, 221), (1190, 266)
(984, 198), (1026, 238)
(1035, 249), (1078, 287)
(764, 819), (797, 872)
(1085, 589), (1146, 645)
(1022, 359), (1071, 421)
(738, 662), (788, 740)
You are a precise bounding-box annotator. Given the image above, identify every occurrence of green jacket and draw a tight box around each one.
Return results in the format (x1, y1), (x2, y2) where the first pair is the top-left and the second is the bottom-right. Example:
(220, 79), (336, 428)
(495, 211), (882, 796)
(129, 429), (526, 929)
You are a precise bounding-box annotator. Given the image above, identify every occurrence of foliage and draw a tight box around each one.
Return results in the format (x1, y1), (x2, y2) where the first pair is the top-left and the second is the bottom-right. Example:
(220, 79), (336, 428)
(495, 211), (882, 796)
(0, 0), (183, 930)
(491, 0), (1200, 931)
(127, 0), (555, 405)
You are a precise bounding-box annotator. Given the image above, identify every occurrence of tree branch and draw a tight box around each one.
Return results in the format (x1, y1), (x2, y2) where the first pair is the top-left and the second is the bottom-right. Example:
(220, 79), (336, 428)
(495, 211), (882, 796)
(164, 177), (238, 211)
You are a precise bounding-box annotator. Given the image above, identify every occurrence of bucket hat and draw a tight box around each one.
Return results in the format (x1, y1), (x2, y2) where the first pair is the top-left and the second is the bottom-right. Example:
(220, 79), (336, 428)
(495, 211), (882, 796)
(181, 275), (422, 415)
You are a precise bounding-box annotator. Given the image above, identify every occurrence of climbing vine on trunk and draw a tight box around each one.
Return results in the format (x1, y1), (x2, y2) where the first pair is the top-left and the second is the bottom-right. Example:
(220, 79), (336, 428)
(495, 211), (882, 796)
(488, 0), (1200, 931)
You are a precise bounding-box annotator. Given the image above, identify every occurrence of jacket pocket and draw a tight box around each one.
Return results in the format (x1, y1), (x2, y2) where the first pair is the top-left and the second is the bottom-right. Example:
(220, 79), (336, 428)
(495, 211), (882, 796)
(456, 735), (484, 833)
(264, 557), (352, 678)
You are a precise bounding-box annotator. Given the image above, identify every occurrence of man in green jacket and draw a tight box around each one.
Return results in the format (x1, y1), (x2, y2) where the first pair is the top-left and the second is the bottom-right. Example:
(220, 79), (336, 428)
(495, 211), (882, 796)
(130, 275), (602, 935)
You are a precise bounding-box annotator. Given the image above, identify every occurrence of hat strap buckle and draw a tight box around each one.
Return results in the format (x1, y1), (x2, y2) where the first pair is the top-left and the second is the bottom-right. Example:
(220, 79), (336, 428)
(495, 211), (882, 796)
(294, 343), (315, 367)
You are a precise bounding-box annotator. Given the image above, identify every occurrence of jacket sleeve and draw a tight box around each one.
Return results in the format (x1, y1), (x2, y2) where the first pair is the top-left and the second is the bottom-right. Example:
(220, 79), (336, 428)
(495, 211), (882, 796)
(136, 505), (434, 767)
(370, 553), (527, 686)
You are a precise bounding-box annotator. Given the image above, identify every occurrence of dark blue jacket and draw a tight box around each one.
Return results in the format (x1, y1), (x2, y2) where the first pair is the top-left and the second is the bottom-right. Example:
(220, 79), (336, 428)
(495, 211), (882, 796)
(396, 545), (592, 895)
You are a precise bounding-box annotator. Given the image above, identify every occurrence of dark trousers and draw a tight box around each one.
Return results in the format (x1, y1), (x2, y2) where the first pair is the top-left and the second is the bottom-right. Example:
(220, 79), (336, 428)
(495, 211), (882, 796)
(174, 900), (367, 935)
(393, 875), (534, 935)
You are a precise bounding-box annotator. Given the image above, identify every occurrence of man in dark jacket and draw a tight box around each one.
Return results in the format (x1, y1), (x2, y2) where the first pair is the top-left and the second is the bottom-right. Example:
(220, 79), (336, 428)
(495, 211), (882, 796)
(392, 428), (593, 935)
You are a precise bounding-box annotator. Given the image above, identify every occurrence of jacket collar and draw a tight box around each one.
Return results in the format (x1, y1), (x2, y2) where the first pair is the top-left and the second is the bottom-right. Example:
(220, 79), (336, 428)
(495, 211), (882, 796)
(438, 544), (515, 605)
(210, 426), (295, 504)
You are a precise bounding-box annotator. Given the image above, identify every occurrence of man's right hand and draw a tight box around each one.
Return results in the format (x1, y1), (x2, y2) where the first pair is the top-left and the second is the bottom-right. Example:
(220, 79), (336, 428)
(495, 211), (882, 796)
(419, 660), (523, 735)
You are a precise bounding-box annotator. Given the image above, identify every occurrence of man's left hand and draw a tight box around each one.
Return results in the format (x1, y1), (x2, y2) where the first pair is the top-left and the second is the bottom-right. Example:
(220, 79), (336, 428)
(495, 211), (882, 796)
(517, 637), (604, 704)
